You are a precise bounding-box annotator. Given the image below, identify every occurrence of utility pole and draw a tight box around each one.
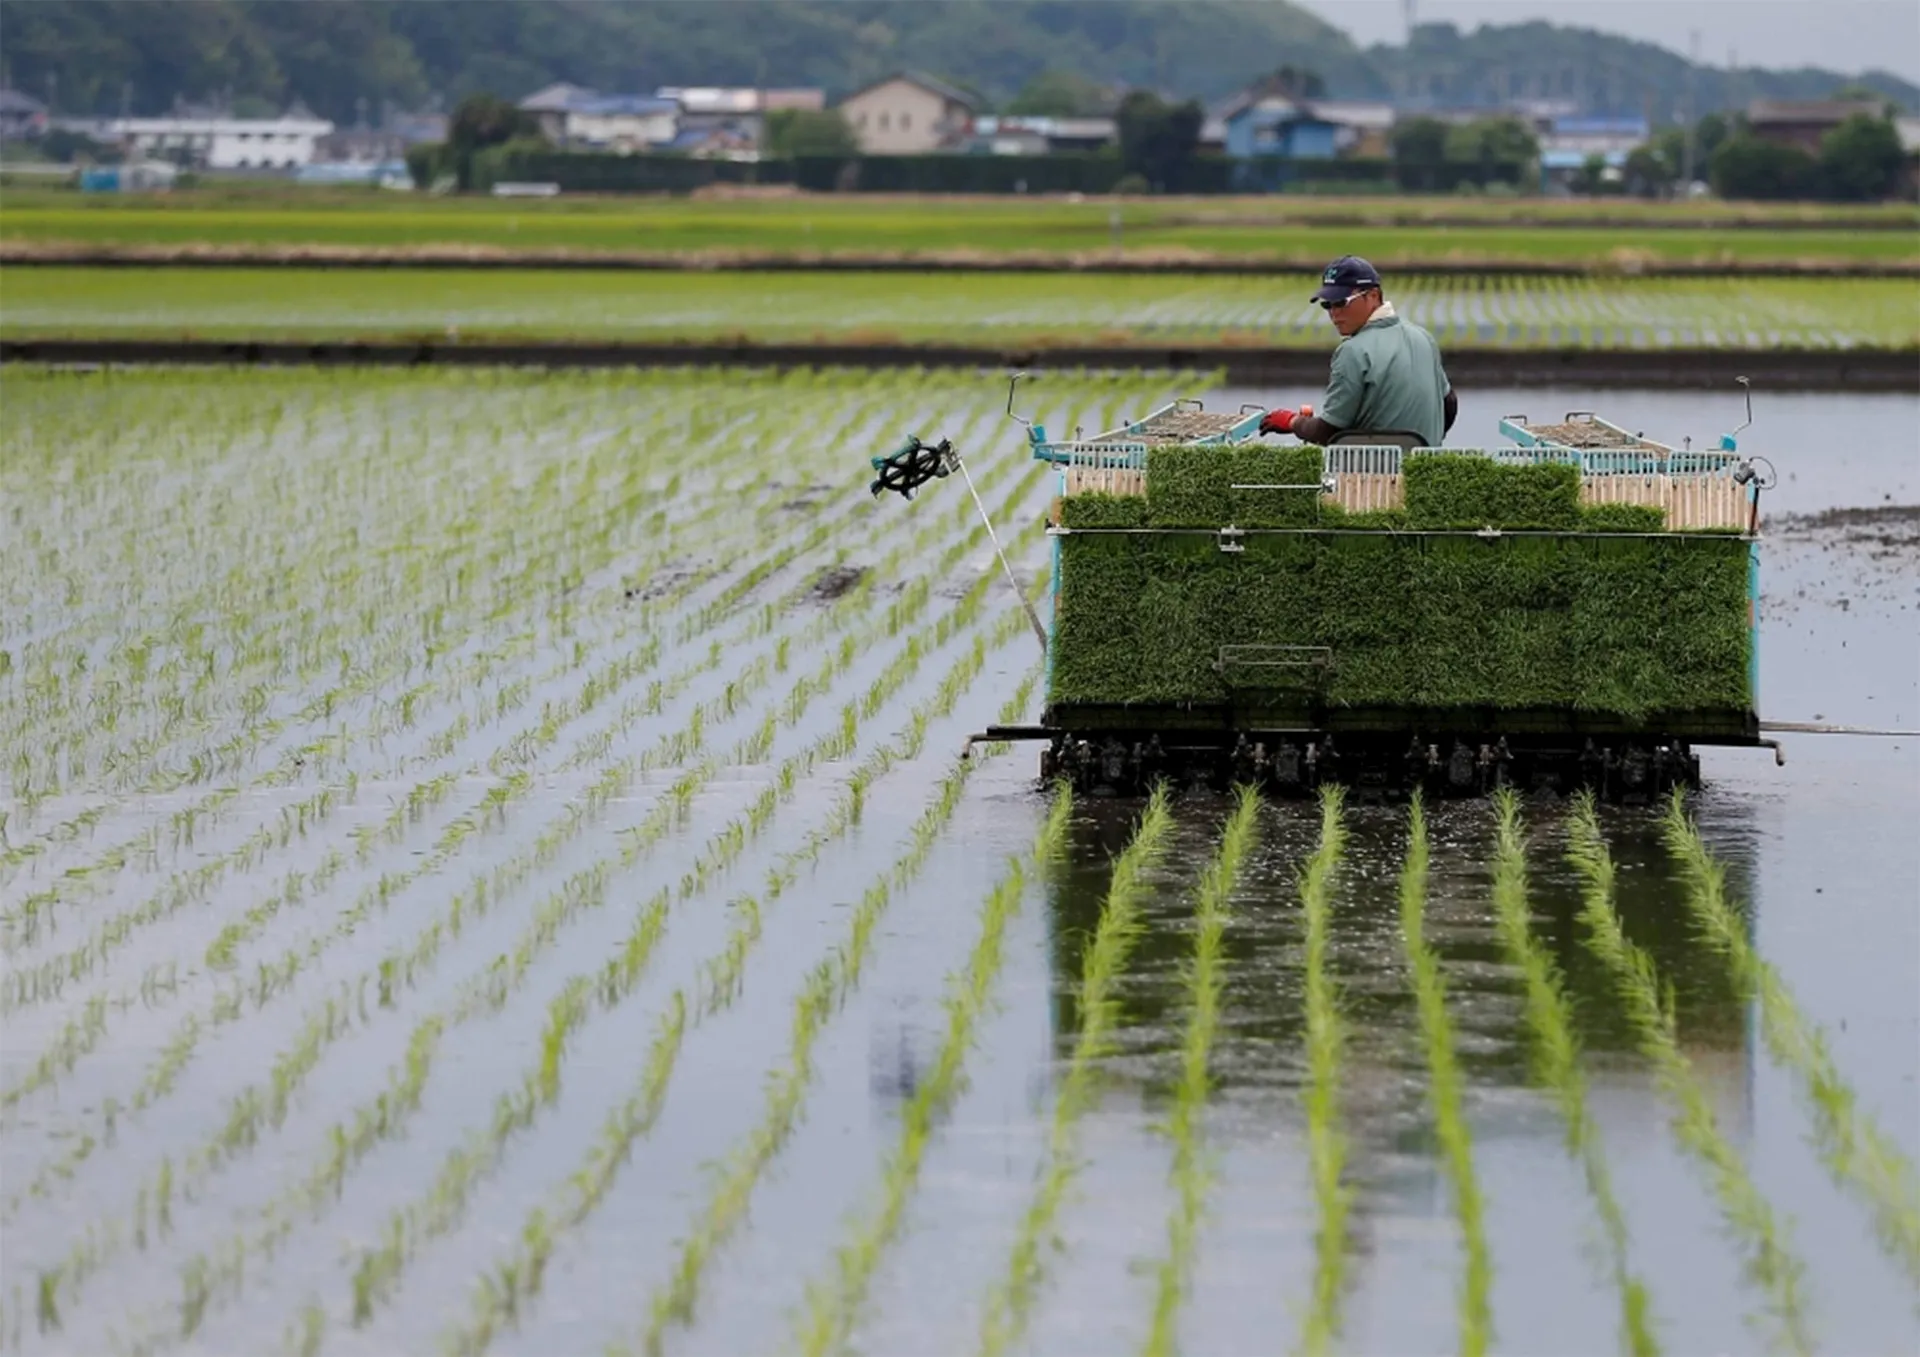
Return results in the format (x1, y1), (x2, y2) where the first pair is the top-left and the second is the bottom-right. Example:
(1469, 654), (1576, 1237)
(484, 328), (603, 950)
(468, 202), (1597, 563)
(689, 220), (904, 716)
(1681, 29), (1700, 189)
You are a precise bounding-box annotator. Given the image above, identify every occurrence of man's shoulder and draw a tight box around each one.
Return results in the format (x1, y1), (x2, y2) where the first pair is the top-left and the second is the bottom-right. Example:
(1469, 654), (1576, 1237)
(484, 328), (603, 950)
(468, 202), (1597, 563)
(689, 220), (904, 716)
(1388, 316), (1444, 359)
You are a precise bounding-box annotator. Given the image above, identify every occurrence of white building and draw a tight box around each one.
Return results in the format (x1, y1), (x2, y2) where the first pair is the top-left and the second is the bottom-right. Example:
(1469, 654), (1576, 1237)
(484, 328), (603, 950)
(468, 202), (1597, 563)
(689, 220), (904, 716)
(104, 115), (334, 169)
(516, 86), (678, 151)
(519, 82), (597, 143)
(838, 73), (979, 154)
(564, 96), (679, 151)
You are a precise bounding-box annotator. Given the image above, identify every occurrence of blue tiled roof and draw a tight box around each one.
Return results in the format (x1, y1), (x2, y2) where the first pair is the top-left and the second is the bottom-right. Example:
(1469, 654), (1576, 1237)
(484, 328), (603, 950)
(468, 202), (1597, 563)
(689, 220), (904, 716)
(577, 95), (679, 116)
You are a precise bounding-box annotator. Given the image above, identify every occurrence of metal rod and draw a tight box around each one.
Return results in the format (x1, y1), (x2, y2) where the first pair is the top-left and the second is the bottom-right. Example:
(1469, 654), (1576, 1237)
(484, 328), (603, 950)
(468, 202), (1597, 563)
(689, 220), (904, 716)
(955, 453), (1049, 657)
(1758, 721), (1919, 737)
(1047, 527), (1758, 542)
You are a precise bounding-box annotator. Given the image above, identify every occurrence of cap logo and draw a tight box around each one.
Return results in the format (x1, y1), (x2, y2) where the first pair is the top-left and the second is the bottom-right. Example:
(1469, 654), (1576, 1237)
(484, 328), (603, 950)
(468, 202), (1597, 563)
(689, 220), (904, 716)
(1323, 266), (1340, 283)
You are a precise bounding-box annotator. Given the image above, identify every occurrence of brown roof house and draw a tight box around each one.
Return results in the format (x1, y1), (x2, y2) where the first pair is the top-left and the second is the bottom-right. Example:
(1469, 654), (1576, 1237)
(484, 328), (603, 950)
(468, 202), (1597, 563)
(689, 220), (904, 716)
(1745, 99), (1886, 155)
(838, 72), (980, 154)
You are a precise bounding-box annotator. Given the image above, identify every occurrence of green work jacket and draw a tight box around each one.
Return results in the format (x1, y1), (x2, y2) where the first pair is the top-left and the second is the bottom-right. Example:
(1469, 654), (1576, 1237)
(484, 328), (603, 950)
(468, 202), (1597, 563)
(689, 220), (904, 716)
(1320, 312), (1452, 448)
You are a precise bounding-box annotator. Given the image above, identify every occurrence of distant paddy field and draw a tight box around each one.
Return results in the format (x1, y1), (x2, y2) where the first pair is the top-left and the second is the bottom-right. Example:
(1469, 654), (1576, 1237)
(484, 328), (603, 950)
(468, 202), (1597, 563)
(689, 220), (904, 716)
(3, 189), (1917, 270)
(3, 267), (1916, 353)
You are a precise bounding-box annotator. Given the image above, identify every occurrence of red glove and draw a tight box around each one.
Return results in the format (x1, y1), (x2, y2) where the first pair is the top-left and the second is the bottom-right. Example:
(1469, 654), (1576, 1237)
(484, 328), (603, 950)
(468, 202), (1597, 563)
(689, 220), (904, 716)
(1259, 403), (1313, 436)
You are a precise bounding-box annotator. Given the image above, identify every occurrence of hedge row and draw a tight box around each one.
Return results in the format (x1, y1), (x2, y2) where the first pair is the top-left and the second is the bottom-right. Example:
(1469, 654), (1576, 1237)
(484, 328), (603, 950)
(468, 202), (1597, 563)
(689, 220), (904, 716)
(1047, 447), (1748, 717)
(462, 146), (1253, 195)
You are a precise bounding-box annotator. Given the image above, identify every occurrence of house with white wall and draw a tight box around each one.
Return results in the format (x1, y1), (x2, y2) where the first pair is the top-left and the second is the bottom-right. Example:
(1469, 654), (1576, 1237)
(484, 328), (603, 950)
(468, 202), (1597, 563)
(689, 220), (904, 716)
(838, 73), (979, 154)
(105, 115), (334, 169)
(517, 86), (678, 151)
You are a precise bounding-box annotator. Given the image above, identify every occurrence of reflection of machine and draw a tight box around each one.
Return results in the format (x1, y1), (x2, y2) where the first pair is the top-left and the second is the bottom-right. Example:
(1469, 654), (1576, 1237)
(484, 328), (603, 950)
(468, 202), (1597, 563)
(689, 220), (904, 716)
(966, 378), (1776, 800)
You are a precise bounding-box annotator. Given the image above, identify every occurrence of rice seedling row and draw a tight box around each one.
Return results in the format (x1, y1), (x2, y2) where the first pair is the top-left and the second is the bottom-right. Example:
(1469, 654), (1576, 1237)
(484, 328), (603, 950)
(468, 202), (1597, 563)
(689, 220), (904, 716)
(4, 381), (637, 795)
(5, 271), (1914, 351)
(1296, 786), (1351, 1357)
(1656, 793), (1920, 1288)
(437, 655), (1052, 1357)
(7, 484), (941, 1218)
(1562, 793), (1813, 1354)
(0, 388), (752, 927)
(0, 368), (895, 927)
(974, 785), (1175, 1357)
(2, 374), (1129, 1200)
(119, 581), (1040, 1354)
(0, 366), (1021, 971)
(617, 620), (1062, 1357)
(7, 373), (1153, 1342)
(1396, 794), (1492, 1357)
(1487, 792), (1659, 1357)
(0, 388), (891, 1011)
(1, 364), (922, 827)
(1140, 785), (1260, 1357)
(13, 363), (1902, 1356)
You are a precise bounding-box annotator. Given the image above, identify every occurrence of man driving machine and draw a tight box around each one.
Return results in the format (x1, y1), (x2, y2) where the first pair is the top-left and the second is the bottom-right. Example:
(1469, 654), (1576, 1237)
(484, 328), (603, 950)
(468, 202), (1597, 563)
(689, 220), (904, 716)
(1261, 256), (1457, 448)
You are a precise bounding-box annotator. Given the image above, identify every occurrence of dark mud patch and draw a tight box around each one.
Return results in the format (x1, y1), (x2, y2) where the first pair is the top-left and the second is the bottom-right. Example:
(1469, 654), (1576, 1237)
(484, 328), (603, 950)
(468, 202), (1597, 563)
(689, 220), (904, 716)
(780, 484), (836, 514)
(1762, 504), (1920, 626)
(807, 564), (868, 603)
(625, 559), (701, 603)
(1766, 502), (1920, 537)
(1766, 506), (1920, 571)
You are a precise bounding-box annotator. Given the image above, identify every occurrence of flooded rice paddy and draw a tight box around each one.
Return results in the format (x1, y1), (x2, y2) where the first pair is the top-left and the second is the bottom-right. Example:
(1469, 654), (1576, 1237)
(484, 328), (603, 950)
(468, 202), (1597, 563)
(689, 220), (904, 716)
(1, 367), (1915, 1356)
(3, 270), (1917, 351)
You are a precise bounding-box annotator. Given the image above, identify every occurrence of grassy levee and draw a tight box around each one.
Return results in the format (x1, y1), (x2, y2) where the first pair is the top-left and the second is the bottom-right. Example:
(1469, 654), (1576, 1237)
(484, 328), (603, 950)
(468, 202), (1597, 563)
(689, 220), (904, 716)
(973, 786), (1175, 1357)
(1398, 794), (1491, 1357)
(11, 379), (1081, 1330)
(443, 664), (1049, 1357)
(0, 369), (876, 947)
(1655, 791), (1920, 1289)
(1297, 785), (1351, 1357)
(3, 192), (1915, 263)
(1561, 793), (1812, 1354)
(1488, 793), (1658, 1357)
(1140, 785), (1261, 1357)
(5, 269), (1917, 353)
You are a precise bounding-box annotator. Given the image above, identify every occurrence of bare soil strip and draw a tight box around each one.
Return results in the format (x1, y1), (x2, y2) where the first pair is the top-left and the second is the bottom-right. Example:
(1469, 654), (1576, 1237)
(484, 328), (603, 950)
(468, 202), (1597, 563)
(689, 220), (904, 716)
(6, 338), (1913, 392)
(4, 244), (1916, 278)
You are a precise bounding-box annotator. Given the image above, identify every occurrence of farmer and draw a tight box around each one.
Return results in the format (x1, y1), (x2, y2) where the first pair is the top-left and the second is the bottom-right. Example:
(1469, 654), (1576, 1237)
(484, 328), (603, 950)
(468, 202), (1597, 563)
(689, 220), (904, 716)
(1261, 256), (1457, 448)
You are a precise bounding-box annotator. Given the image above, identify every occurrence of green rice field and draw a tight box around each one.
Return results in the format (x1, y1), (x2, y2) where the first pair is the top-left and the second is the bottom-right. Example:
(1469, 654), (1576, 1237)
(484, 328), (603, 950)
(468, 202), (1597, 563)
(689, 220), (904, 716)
(3, 190), (1917, 265)
(5, 268), (1917, 350)
(1, 365), (1916, 1356)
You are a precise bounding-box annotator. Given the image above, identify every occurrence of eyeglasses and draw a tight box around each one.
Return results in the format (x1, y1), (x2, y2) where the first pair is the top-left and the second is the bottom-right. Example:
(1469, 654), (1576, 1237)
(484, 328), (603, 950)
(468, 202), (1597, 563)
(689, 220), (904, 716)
(1318, 293), (1362, 312)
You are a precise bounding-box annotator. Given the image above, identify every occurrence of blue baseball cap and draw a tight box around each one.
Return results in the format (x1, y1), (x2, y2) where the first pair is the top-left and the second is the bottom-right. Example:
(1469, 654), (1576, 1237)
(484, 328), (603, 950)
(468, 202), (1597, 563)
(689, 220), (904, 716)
(1311, 255), (1382, 303)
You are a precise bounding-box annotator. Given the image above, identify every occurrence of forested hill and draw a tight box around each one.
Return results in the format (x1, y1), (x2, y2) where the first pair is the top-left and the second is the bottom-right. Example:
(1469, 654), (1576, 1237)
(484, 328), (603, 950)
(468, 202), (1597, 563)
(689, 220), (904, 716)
(1, 0), (1912, 125)
(1370, 21), (1918, 124)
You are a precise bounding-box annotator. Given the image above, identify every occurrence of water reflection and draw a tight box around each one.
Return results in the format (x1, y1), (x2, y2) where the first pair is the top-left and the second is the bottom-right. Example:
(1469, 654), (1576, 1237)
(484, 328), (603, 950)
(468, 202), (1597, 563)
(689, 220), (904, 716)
(1042, 789), (1758, 1130)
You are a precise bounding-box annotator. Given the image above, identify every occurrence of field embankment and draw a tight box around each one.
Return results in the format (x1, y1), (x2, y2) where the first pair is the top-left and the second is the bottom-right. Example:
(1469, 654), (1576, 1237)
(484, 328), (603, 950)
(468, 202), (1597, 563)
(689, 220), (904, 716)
(5, 266), (1913, 389)
(2, 191), (1916, 271)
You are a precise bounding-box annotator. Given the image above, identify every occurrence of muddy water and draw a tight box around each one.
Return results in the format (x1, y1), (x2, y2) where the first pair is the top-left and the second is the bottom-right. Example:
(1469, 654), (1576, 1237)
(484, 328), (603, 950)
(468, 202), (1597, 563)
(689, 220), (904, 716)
(3, 375), (1913, 1356)
(823, 389), (1920, 1356)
